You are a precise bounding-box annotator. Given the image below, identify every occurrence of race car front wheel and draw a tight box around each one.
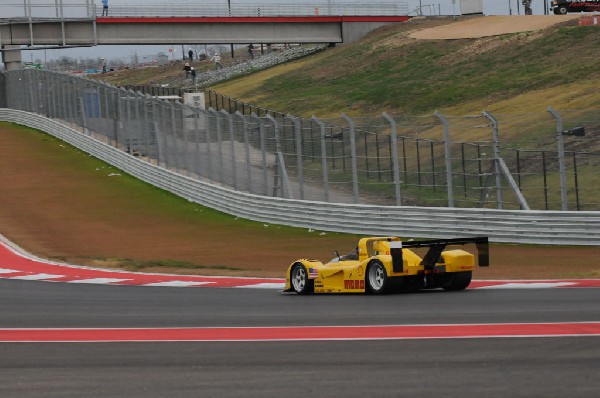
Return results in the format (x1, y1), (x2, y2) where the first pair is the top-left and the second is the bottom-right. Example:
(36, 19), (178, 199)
(366, 260), (388, 294)
(290, 263), (313, 294)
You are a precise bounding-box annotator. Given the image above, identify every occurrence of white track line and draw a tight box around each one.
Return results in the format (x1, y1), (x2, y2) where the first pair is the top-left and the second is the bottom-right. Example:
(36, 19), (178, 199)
(10, 273), (65, 280)
(68, 278), (131, 284)
(477, 282), (576, 289)
(238, 283), (286, 289)
(143, 281), (214, 287)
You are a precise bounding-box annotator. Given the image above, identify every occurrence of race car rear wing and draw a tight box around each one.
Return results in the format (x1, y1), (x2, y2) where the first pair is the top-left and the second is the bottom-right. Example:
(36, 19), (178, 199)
(390, 237), (489, 273)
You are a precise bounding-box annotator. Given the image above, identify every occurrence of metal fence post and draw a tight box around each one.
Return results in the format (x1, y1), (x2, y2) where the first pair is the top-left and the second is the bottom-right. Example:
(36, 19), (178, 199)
(311, 116), (330, 202)
(223, 109), (238, 190)
(251, 113), (269, 196)
(115, 89), (125, 148)
(213, 109), (225, 184)
(287, 114), (305, 200)
(140, 93), (150, 161)
(547, 106), (568, 211)
(24, 70), (37, 113)
(102, 84), (110, 141)
(235, 111), (253, 194)
(79, 96), (87, 135)
(573, 153), (580, 211)
(267, 115), (292, 199)
(123, 89), (134, 152)
(482, 111), (503, 209)
(204, 108), (214, 181)
(434, 111), (454, 207)
(169, 103), (181, 173)
(47, 72), (55, 118)
(340, 113), (360, 204)
(192, 107), (201, 178)
(61, 74), (69, 122)
(382, 113), (402, 206)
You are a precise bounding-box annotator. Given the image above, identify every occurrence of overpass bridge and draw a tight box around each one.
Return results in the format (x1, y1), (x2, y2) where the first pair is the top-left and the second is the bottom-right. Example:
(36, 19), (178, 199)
(1, 1), (410, 70)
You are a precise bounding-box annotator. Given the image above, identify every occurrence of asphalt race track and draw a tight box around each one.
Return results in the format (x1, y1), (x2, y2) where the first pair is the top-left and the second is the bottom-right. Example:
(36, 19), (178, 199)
(1, 277), (599, 398)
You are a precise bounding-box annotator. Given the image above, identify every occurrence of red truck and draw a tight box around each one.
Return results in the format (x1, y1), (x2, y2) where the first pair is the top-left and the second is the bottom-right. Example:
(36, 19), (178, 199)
(551, 0), (600, 14)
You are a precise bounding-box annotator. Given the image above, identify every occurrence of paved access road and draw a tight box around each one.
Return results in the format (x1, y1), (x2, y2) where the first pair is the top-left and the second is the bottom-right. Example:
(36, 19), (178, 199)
(1, 279), (599, 398)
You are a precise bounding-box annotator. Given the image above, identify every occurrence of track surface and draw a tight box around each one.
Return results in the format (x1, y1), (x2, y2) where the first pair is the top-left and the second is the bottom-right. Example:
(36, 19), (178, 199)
(1, 239), (600, 396)
(2, 239), (599, 289)
(1, 277), (599, 397)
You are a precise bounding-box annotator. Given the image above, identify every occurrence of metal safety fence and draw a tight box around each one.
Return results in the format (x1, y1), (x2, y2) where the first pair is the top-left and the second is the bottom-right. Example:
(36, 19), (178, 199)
(2, 108), (600, 245)
(2, 69), (600, 211)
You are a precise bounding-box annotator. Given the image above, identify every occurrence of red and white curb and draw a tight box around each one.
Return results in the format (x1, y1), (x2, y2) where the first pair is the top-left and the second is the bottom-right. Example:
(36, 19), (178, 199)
(1, 322), (600, 342)
(1, 236), (599, 289)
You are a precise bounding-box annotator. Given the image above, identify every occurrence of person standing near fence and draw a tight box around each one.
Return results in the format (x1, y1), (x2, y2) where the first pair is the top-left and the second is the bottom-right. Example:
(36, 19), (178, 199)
(183, 62), (191, 79)
(191, 67), (196, 84)
(211, 52), (223, 70)
(247, 43), (254, 60)
(101, 0), (109, 16)
(188, 48), (194, 62)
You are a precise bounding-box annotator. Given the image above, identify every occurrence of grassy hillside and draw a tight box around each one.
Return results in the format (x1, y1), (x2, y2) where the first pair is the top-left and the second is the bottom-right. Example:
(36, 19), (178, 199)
(209, 18), (600, 116)
(94, 17), (600, 118)
(91, 17), (600, 210)
(210, 17), (600, 117)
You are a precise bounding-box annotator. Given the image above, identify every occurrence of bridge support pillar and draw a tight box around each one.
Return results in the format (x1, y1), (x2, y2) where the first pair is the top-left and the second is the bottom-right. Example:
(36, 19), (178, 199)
(2, 45), (22, 71)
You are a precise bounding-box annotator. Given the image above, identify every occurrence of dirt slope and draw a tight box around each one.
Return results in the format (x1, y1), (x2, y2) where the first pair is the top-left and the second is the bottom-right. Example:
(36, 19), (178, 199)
(410, 15), (579, 39)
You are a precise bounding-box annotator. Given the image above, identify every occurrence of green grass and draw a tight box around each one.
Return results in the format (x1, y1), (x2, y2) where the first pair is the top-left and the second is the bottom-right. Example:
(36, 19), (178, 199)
(0, 122), (333, 238)
(213, 22), (600, 117)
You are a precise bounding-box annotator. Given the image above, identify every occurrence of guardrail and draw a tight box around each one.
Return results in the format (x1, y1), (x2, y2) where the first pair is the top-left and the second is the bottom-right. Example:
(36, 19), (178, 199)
(0, 0), (95, 21)
(2, 108), (599, 246)
(94, 2), (410, 18)
(0, 1), (409, 21)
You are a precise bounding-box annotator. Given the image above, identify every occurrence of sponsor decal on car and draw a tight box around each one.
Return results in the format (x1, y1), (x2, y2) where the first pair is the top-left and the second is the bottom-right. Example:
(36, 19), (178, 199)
(344, 279), (365, 290)
(308, 268), (319, 278)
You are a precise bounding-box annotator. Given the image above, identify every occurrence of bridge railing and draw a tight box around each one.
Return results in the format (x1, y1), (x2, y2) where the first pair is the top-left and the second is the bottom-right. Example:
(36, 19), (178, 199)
(0, 0), (96, 21)
(96, 2), (410, 18)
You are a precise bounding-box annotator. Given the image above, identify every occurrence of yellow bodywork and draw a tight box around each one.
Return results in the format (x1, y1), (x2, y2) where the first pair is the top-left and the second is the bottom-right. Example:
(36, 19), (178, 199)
(284, 236), (477, 294)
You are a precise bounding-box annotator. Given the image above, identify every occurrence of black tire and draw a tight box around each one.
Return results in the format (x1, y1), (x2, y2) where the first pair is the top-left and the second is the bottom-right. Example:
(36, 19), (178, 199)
(366, 260), (389, 294)
(557, 6), (568, 15)
(290, 263), (313, 294)
(442, 271), (472, 291)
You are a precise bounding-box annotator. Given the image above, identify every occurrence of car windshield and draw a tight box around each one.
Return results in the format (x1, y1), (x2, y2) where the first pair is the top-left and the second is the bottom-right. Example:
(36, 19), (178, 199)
(340, 249), (359, 261)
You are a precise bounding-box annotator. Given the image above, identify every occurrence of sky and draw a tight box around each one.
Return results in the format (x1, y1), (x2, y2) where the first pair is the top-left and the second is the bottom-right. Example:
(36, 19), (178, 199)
(3, 0), (554, 66)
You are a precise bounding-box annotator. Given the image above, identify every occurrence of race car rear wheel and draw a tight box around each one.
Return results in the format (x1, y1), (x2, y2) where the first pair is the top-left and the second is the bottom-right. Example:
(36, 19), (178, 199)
(290, 263), (313, 294)
(366, 260), (388, 294)
(441, 271), (472, 291)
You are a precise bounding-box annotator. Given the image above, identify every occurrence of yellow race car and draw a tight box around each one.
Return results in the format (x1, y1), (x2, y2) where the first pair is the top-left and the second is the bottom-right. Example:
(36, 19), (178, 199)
(285, 237), (489, 294)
